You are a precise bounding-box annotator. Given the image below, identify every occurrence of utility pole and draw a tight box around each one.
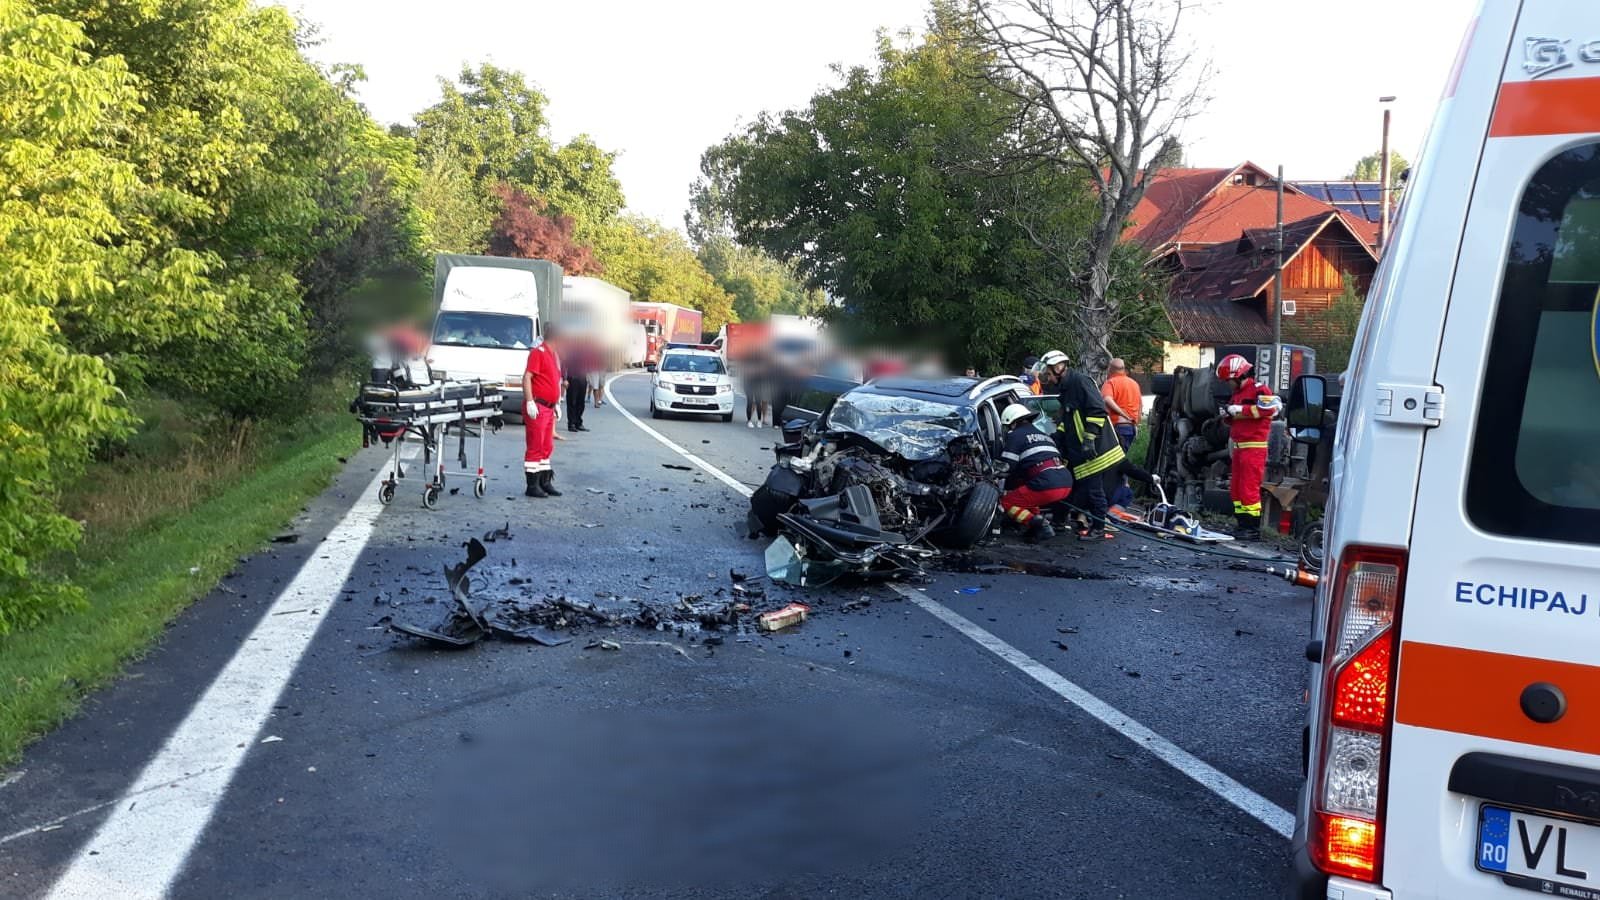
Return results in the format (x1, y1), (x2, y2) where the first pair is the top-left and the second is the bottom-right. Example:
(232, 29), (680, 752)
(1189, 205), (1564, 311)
(1272, 164), (1284, 392)
(1378, 96), (1396, 254)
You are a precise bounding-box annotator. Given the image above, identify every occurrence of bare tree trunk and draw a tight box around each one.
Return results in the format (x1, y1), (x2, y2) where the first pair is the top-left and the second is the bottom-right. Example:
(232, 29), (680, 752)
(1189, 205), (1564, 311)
(971, 0), (1208, 378)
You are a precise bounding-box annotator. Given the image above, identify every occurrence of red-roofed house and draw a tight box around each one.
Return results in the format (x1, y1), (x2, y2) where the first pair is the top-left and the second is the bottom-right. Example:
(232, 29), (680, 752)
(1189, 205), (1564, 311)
(1123, 162), (1379, 370)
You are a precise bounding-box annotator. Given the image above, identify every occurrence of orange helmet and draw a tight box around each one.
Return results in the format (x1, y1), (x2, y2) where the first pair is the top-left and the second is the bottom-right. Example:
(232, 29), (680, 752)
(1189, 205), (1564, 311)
(1216, 353), (1253, 379)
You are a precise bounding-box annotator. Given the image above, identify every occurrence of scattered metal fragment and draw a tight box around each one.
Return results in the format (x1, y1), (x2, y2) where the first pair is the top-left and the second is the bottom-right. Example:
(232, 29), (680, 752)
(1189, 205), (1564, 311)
(483, 523), (512, 543)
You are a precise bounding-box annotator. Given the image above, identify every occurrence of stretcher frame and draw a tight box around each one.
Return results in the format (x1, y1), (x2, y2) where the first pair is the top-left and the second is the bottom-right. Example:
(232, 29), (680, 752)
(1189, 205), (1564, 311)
(354, 383), (505, 510)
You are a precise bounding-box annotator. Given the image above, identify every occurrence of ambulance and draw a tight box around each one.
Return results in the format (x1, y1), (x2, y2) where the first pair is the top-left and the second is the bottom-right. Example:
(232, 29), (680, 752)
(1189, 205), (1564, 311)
(1289, 2), (1600, 897)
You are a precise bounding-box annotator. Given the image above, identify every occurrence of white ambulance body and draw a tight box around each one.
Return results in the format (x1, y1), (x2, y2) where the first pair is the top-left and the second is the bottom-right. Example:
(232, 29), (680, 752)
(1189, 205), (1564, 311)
(1291, 1), (1600, 898)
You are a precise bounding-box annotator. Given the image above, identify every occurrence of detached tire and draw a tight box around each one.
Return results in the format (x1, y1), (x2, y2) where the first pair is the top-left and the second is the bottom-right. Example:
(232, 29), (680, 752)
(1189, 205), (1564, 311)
(937, 482), (1000, 549)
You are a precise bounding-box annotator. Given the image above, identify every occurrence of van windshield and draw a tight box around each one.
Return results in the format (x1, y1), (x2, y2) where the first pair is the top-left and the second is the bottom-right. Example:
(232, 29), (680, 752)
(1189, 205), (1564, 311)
(432, 312), (533, 350)
(1466, 143), (1600, 544)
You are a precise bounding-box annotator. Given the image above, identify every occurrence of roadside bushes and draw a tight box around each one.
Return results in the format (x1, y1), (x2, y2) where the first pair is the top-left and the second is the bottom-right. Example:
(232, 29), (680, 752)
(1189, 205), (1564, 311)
(0, 1), (425, 632)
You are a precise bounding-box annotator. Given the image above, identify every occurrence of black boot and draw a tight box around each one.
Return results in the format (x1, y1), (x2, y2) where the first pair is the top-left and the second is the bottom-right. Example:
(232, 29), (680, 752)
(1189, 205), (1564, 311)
(1234, 514), (1259, 541)
(1024, 518), (1056, 544)
(525, 471), (547, 498)
(541, 471), (563, 497)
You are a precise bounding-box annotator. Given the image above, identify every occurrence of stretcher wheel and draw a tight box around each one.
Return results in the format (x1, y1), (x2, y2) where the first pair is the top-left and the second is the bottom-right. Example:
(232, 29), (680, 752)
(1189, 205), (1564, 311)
(423, 486), (440, 510)
(378, 482), (396, 506)
(473, 478), (486, 498)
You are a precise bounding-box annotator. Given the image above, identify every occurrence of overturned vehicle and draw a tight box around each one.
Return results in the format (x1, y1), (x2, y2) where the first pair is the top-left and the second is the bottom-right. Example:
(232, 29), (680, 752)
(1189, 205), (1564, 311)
(749, 376), (1033, 580)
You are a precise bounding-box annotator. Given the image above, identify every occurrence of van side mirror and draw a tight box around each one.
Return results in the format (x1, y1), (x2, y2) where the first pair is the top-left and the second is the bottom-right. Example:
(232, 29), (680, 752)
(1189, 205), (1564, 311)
(1287, 374), (1326, 444)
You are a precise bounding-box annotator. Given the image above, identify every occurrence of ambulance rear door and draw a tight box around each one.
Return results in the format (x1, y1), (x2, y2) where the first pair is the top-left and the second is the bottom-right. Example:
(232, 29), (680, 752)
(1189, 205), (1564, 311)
(1387, 2), (1600, 895)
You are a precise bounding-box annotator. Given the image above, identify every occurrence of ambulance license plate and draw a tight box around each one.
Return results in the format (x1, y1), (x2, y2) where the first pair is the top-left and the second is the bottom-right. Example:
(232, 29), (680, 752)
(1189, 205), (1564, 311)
(1478, 804), (1600, 897)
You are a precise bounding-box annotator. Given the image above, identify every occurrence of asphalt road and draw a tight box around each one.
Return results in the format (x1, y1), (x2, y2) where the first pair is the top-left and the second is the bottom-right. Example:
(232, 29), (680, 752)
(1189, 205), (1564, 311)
(0, 372), (1315, 899)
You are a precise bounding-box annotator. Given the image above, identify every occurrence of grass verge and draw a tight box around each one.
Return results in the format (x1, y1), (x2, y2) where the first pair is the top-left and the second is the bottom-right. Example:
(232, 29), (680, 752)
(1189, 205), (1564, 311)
(0, 396), (355, 766)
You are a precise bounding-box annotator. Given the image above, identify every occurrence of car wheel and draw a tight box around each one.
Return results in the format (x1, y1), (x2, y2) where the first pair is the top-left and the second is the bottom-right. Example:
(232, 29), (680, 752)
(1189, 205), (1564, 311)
(936, 481), (1000, 549)
(651, 404), (662, 419)
(721, 413), (733, 423)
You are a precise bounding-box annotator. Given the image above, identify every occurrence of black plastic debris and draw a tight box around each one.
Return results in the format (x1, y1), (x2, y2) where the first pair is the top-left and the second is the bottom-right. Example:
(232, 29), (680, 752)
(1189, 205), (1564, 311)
(483, 522), (512, 543)
(390, 540), (779, 651)
(661, 463), (692, 471)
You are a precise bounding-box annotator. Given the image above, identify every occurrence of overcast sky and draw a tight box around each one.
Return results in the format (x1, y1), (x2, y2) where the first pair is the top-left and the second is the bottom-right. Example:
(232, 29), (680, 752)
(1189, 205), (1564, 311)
(295, 0), (1478, 230)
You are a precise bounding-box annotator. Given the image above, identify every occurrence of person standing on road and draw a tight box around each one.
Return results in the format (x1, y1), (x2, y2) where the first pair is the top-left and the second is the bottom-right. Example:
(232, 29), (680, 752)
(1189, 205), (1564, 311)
(1039, 349), (1124, 540)
(1216, 353), (1280, 540)
(742, 351), (771, 428)
(1101, 358), (1141, 452)
(521, 325), (565, 498)
(562, 341), (591, 434)
(589, 345), (606, 409)
(997, 403), (1070, 543)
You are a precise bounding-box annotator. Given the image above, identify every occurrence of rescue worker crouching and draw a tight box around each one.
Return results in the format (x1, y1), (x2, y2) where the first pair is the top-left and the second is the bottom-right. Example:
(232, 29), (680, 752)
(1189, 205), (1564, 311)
(521, 324), (566, 499)
(998, 403), (1072, 543)
(1038, 349), (1124, 540)
(1216, 353), (1280, 540)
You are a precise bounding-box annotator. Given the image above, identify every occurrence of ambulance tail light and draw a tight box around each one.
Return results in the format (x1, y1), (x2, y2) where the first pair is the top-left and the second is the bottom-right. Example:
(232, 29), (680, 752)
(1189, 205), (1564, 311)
(1308, 546), (1406, 883)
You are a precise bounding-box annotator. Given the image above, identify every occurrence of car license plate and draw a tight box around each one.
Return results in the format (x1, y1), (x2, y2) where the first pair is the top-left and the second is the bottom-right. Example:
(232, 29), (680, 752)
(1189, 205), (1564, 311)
(684, 397), (714, 406)
(1478, 804), (1600, 897)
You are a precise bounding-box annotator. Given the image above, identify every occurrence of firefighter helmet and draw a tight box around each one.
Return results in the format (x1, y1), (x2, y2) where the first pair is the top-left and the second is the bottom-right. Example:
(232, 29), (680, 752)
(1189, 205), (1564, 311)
(1216, 353), (1253, 380)
(1040, 350), (1069, 367)
(1001, 403), (1037, 427)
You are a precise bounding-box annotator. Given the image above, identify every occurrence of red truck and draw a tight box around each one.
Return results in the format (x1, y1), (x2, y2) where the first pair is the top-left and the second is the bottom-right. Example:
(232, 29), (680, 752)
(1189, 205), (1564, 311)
(630, 302), (703, 365)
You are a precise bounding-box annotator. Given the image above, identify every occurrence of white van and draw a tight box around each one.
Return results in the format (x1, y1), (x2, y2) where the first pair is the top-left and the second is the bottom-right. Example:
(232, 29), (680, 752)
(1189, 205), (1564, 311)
(1290, 2), (1600, 898)
(427, 265), (541, 411)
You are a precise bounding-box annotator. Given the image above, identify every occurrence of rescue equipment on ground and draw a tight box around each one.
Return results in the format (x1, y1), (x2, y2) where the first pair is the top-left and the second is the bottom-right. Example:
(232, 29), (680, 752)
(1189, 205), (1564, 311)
(351, 377), (504, 510)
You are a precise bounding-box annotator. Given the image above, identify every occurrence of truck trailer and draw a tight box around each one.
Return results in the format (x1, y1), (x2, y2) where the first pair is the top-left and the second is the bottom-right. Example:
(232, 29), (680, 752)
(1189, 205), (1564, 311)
(631, 302), (704, 365)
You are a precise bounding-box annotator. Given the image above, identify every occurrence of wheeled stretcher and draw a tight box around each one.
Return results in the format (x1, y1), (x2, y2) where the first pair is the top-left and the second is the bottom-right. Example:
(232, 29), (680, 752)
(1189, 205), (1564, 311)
(352, 380), (505, 509)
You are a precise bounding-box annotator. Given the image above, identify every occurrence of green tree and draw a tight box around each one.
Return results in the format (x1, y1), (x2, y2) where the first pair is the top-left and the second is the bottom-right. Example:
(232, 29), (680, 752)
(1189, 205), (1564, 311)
(1285, 277), (1365, 373)
(412, 66), (624, 237)
(1348, 150), (1410, 184)
(696, 238), (821, 321)
(697, 12), (1068, 370)
(593, 217), (736, 333)
(413, 149), (494, 254)
(0, 1), (143, 629)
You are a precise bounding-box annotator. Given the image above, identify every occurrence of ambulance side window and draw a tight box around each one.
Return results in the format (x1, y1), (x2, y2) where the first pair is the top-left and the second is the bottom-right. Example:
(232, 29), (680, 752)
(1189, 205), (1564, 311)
(1465, 143), (1600, 545)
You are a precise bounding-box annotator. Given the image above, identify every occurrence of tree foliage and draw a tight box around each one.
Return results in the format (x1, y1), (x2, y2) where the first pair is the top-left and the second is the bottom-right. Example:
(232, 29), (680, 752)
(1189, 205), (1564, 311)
(1348, 150), (1410, 184)
(696, 9), (1159, 370)
(592, 217), (736, 333)
(1, 0), (426, 631)
(488, 184), (603, 275)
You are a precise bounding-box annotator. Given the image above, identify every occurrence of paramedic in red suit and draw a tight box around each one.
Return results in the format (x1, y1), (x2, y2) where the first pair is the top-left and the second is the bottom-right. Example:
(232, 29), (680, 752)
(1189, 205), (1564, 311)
(1216, 353), (1280, 540)
(521, 325), (565, 498)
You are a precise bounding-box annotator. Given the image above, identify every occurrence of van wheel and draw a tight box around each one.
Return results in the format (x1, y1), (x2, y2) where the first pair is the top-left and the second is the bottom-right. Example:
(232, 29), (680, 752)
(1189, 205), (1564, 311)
(936, 482), (1001, 549)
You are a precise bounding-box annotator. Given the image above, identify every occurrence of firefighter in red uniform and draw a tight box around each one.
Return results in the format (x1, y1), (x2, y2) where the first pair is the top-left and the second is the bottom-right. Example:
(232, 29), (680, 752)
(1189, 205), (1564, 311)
(521, 325), (565, 498)
(1216, 353), (1280, 539)
(997, 403), (1072, 543)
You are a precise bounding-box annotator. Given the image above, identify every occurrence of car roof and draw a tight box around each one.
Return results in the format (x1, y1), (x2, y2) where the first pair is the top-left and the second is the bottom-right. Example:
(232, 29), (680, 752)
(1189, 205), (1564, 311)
(660, 347), (720, 358)
(849, 375), (1025, 406)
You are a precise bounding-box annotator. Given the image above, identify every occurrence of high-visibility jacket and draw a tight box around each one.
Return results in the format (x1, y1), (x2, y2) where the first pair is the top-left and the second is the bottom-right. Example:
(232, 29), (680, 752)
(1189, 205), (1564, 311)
(1055, 370), (1125, 479)
(1225, 378), (1279, 448)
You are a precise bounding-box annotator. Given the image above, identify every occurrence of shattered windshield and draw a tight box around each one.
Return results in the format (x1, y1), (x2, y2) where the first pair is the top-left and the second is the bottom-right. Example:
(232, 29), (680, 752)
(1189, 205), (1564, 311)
(824, 393), (972, 460)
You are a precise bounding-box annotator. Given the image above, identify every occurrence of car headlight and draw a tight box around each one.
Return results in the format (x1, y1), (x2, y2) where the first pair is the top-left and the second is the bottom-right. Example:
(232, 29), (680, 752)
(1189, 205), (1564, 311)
(717, 384), (732, 393)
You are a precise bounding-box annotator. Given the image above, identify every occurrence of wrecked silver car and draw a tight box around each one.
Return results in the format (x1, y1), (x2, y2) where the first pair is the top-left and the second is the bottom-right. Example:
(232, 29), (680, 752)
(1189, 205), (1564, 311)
(749, 376), (1026, 579)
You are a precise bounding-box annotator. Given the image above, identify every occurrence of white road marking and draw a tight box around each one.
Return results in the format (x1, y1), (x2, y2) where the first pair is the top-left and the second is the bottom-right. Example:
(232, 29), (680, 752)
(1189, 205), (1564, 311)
(888, 583), (1295, 838)
(602, 374), (755, 499)
(603, 378), (1297, 840)
(46, 455), (410, 899)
